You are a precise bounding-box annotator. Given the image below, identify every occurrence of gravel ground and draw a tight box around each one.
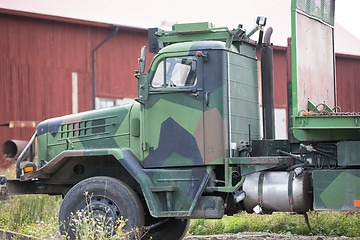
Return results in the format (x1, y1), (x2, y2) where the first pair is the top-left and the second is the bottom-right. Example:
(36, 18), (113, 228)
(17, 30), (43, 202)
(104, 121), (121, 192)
(40, 230), (360, 239)
(184, 232), (360, 240)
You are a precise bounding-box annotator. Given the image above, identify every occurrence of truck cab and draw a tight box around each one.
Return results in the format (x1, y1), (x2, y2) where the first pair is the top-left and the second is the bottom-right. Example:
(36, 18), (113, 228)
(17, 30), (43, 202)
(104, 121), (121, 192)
(140, 40), (260, 168)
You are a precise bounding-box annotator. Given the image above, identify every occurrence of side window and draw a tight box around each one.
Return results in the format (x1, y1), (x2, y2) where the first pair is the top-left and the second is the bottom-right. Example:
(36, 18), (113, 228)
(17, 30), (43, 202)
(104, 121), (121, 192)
(152, 61), (165, 87)
(151, 56), (197, 88)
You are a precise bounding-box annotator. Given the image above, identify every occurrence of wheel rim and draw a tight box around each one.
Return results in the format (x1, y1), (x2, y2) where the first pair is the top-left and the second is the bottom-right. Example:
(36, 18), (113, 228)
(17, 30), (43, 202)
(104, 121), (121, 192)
(79, 195), (122, 233)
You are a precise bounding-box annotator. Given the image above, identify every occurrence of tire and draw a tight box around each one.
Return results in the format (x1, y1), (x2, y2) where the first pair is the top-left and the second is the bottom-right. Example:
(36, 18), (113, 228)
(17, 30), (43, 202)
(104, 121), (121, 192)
(58, 176), (144, 239)
(143, 218), (190, 240)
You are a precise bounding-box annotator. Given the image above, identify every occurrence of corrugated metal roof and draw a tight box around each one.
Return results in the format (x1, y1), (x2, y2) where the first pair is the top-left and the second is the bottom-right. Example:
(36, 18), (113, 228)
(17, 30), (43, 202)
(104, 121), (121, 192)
(0, 8), (147, 32)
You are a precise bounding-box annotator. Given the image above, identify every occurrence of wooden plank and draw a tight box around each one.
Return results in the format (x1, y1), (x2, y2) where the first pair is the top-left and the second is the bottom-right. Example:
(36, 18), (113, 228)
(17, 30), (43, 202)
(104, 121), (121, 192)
(0, 228), (37, 240)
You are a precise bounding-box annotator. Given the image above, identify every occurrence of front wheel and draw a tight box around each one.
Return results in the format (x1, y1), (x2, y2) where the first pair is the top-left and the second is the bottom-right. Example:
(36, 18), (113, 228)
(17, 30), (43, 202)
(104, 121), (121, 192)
(143, 218), (190, 240)
(58, 176), (144, 239)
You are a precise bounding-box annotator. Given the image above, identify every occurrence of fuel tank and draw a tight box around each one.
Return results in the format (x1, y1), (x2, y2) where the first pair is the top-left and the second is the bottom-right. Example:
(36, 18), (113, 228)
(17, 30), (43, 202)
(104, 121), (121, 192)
(242, 171), (312, 213)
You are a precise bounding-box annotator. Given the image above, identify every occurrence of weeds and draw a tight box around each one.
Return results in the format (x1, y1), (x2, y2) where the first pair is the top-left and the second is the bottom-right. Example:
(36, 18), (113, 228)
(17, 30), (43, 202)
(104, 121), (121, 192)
(61, 192), (146, 240)
(63, 210), (145, 240)
(2, 195), (359, 239)
(65, 210), (125, 239)
(188, 211), (360, 237)
(0, 165), (60, 238)
(0, 194), (61, 238)
(0, 166), (146, 239)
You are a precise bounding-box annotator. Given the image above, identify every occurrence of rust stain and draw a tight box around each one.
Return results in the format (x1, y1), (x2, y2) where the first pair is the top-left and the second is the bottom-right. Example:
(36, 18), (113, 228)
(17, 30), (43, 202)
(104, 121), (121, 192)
(250, 158), (278, 164)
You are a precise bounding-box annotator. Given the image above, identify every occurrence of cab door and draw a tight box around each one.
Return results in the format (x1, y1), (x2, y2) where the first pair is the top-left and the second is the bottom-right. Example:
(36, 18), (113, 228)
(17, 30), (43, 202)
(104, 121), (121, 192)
(142, 55), (205, 168)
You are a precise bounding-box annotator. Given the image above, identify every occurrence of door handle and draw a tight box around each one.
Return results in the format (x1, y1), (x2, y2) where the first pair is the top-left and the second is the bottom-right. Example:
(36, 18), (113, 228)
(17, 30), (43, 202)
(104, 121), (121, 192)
(189, 88), (202, 97)
(190, 92), (199, 97)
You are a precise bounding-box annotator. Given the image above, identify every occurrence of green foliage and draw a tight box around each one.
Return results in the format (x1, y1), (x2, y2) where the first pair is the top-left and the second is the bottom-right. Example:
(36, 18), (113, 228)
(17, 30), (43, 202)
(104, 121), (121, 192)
(0, 194), (61, 238)
(0, 193), (359, 239)
(63, 209), (144, 240)
(61, 192), (146, 240)
(188, 211), (360, 237)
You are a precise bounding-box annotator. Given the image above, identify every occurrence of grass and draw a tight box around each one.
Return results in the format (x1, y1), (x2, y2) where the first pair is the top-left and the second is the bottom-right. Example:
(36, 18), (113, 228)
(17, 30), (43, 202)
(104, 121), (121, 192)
(61, 191), (146, 240)
(0, 194), (61, 238)
(187, 211), (360, 237)
(0, 164), (62, 238)
(0, 194), (146, 239)
(62, 209), (146, 240)
(0, 165), (145, 239)
(0, 165), (359, 238)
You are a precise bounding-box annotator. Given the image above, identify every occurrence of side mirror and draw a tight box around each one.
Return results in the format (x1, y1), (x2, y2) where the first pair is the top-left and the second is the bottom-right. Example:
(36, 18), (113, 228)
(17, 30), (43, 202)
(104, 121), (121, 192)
(138, 46), (146, 74)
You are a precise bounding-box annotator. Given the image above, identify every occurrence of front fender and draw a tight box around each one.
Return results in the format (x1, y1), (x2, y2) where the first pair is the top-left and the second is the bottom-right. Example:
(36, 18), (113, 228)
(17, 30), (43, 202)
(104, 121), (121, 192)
(22, 148), (161, 217)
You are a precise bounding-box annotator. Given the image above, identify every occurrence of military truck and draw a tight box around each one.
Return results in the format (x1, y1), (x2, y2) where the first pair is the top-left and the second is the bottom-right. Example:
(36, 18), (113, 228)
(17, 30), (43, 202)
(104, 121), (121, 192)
(4, 0), (360, 239)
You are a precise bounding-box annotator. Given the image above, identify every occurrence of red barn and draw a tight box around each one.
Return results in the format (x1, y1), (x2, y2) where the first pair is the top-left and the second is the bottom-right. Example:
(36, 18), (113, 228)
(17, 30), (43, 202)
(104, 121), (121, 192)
(0, 9), (150, 166)
(0, 8), (360, 165)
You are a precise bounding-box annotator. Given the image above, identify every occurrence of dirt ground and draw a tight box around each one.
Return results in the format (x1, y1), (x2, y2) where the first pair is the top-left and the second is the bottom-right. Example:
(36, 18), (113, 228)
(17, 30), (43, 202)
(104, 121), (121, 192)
(184, 232), (360, 240)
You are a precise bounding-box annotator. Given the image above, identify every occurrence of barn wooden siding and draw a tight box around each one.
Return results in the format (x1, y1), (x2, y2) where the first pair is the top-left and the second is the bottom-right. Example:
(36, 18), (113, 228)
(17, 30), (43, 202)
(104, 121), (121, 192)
(335, 54), (360, 112)
(0, 10), (149, 166)
(256, 46), (288, 111)
(0, 9), (359, 166)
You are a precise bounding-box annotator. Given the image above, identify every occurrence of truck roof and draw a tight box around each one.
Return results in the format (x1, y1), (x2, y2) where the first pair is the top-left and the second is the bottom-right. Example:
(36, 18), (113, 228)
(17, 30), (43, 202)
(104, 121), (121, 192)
(149, 22), (257, 54)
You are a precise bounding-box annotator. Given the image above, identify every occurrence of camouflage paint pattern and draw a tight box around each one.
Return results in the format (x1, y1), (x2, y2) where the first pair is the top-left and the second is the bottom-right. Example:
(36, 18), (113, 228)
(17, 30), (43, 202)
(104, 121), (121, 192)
(143, 41), (259, 167)
(31, 38), (260, 217)
(37, 104), (132, 164)
(313, 170), (360, 211)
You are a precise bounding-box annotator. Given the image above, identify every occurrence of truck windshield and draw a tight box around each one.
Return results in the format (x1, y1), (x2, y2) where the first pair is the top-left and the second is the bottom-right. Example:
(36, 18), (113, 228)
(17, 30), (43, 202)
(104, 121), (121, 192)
(152, 56), (197, 88)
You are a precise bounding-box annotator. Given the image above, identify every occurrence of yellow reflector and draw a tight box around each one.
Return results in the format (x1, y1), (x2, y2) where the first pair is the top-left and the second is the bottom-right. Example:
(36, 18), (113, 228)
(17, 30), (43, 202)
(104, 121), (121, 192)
(24, 166), (34, 173)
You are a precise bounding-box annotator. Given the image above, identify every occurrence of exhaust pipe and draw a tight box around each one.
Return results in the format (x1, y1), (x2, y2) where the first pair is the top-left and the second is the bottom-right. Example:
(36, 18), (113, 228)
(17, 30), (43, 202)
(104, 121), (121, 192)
(261, 27), (275, 139)
(2, 140), (29, 160)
